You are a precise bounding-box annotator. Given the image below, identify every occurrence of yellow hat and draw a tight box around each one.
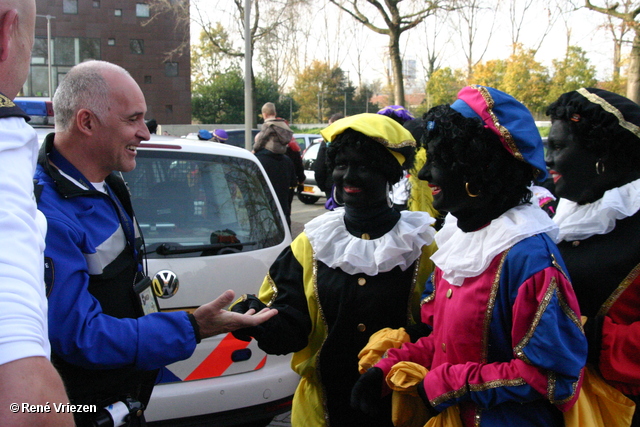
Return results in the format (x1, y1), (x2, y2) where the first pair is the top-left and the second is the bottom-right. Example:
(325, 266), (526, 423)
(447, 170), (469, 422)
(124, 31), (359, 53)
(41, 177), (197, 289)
(320, 113), (416, 166)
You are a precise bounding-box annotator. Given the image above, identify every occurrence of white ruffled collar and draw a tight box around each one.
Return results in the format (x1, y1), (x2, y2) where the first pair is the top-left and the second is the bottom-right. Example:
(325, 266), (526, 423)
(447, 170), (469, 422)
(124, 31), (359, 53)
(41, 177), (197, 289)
(431, 204), (558, 287)
(304, 208), (436, 276)
(553, 178), (640, 242)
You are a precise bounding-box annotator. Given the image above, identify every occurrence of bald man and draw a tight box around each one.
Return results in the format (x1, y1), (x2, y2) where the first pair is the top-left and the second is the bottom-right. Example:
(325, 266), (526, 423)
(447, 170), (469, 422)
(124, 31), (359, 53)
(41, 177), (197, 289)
(35, 60), (277, 426)
(0, 1), (74, 425)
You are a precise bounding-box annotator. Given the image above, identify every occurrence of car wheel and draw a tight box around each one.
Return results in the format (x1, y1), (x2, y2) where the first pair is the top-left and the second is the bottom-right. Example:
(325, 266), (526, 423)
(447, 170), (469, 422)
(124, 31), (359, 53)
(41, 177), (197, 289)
(297, 193), (320, 204)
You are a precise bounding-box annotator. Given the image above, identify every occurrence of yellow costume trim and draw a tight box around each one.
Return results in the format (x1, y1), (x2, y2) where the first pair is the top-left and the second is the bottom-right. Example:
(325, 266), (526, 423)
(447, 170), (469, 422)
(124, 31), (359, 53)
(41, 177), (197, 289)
(320, 113), (415, 166)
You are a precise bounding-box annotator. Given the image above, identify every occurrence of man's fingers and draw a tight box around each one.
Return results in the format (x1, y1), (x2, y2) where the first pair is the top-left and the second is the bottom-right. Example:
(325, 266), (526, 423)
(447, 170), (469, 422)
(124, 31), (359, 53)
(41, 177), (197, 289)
(210, 289), (236, 311)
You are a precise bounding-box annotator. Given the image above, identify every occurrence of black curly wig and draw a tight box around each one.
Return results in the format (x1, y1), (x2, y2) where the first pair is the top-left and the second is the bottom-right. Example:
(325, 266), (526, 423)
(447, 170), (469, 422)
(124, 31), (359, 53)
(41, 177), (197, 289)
(546, 88), (640, 173)
(326, 128), (415, 186)
(423, 104), (534, 209)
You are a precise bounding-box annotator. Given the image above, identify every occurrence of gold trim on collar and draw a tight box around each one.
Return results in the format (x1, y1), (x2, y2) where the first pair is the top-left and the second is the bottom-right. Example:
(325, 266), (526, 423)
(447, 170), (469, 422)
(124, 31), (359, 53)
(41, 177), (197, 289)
(0, 94), (16, 108)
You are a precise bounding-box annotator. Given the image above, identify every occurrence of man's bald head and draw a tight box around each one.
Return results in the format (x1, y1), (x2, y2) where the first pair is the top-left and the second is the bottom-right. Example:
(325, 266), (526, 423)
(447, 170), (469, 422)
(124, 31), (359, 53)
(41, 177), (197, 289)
(0, 0), (36, 99)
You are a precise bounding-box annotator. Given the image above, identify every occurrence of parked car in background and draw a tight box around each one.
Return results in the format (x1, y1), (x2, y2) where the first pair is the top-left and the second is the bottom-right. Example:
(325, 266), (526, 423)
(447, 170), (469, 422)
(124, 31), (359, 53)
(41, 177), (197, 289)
(184, 129), (260, 150)
(292, 133), (322, 152)
(298, 139), (326, 204)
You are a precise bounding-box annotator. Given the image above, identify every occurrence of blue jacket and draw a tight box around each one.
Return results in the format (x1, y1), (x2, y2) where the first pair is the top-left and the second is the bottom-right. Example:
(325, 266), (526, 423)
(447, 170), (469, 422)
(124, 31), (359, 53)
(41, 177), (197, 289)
(35, 133), (198, 403)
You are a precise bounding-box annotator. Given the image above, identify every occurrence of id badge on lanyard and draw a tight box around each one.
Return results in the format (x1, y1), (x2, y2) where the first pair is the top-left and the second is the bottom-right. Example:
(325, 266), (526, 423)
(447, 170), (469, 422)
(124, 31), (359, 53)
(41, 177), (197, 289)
(134, 276), (160, 316)
(107, 183), (160, 316)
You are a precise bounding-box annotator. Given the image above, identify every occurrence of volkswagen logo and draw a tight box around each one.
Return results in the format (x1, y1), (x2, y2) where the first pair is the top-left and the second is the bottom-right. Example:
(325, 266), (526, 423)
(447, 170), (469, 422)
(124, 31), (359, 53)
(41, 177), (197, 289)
(152, 270), (179, 299)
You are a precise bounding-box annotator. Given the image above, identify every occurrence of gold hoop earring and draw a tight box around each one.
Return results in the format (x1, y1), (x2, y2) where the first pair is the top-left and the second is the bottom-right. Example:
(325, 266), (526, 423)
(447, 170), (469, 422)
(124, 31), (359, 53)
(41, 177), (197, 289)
(465, 182), (479, 198)
(596, 160), (605, 175)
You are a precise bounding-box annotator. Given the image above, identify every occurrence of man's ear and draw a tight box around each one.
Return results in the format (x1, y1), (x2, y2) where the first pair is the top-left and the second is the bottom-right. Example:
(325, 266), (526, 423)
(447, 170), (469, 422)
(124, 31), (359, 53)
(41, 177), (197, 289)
(0, 9), (18, 62)
(76, 109), (96, 136)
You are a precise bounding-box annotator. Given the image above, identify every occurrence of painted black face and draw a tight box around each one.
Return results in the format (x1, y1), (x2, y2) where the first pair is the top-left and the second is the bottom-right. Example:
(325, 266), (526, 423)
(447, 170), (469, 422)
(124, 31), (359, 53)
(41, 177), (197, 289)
(419, 139), (478, 215)
(545, 120), (618, 204)
(332, 144), (388, 209)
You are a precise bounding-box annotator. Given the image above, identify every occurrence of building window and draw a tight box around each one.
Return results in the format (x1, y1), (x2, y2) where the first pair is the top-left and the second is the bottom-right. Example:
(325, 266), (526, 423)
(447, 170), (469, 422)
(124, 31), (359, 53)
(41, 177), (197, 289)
(144, 75), (152, 84)
(129, 39), (144, 55)
(164, 62), (178, 77)
(63, 0), (78, 14)
(93, 1), (100, 7)
(115, 9), (122, 16)
(107, 38), (115, 46)
(136, 3), (150, 18)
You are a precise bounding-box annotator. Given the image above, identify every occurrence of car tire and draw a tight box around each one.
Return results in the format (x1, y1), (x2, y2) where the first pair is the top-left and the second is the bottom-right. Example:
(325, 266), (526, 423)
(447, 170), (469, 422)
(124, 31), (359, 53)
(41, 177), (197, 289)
(297, 193), (320, 204)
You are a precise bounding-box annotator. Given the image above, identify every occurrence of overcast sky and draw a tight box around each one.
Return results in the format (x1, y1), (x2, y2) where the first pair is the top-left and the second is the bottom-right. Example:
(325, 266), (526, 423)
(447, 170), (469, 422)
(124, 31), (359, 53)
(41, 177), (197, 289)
(192, 1), (621, 90)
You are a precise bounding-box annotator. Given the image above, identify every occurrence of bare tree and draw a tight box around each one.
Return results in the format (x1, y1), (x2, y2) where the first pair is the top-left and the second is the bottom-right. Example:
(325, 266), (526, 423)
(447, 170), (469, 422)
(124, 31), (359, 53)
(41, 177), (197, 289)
(584, 0), (640, 101)
(328, 0), (454, 106)
(506, 0), (560, 55)
(452, 0), (500, 79)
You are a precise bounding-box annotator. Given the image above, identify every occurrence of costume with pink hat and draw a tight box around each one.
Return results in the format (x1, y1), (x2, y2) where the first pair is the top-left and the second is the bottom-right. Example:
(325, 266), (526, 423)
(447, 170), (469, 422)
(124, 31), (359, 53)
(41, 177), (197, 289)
(358, 86), (586, 427)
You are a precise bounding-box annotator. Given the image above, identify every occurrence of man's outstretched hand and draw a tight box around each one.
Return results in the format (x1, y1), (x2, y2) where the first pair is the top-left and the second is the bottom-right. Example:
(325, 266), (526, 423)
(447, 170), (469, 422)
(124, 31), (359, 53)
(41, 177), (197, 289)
(193, 290), (278, 340)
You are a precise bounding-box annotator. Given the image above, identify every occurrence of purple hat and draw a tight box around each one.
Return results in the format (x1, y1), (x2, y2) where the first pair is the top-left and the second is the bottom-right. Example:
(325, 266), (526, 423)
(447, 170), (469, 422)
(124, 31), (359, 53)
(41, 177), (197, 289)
(451, 85), (547, 182)
(377, 105), (414, 124)
(213, 129), (228, 141)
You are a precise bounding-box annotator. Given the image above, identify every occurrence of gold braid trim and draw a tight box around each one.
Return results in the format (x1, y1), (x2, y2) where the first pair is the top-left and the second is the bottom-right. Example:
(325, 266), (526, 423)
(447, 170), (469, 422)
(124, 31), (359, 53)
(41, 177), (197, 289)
(597, 261), (640, 317)
(482, 249), (511, 362)
(430, 378), (527, 408)
(513, 278), (557, 365)
(471, 85), (524, 162)
(0, 94), (16, 108)
(577, 88), (640, 139)
(264, 273), (278, 307)
(421, 271), (436, 306)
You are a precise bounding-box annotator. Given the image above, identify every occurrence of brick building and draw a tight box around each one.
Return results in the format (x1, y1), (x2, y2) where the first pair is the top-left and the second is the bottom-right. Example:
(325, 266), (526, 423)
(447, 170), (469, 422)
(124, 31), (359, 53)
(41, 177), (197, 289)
(27, 0), (191, 124)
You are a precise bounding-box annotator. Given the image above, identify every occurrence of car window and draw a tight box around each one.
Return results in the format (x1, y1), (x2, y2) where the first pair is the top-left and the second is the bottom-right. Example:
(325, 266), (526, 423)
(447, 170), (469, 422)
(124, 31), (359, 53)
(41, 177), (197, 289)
(302, 142), (321, 169)
(224, 130), (258, 149)
(123, 150), (286, 258)
(294, 137), (307, 151)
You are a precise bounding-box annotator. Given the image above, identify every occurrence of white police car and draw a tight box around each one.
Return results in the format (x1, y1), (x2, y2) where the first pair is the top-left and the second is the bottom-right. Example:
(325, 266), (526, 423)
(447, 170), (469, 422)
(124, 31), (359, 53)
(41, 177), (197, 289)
(122, 137), (298, 426)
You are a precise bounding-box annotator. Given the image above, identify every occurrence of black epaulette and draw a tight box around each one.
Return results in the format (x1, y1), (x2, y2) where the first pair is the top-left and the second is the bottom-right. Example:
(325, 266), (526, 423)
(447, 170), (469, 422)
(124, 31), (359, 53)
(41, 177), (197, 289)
(0, 93), (29, 120)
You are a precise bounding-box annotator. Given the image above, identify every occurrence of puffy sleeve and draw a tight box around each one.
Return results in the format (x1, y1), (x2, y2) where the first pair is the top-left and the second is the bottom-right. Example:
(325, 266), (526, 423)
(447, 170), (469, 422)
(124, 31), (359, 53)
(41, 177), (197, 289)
(376, 254), (587, 414)
(598, 275), (640, 391)
(251, 236), (313, 355)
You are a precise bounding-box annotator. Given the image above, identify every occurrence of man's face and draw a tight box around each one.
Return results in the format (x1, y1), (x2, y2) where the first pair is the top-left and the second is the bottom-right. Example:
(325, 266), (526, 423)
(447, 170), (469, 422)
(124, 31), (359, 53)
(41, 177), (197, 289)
(91, 71), (150, 178)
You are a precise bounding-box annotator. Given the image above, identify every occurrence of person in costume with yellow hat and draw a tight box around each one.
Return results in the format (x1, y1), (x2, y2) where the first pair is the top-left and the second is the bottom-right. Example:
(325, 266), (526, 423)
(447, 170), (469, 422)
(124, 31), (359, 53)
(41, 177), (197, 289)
(352, 86), (587, 426)
(231, 113), (438, 427)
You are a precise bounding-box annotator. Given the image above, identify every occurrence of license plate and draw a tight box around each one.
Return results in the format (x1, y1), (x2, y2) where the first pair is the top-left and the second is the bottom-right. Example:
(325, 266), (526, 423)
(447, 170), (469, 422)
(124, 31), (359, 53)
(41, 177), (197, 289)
(303, 186), (314, 193)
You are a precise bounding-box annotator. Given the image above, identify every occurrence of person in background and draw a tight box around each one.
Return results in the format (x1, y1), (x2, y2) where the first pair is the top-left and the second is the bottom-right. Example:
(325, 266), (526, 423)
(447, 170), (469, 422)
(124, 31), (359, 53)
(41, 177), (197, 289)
(0, 1), (73, 425)
(198, 129), (213, 141)
(546, 88), (640, 426)
(34, 60), (277, 427)
(230, 113), (437, 427)
(403, 117), (441, 224)
(314, 112), (344, 210)
(212, 129), (228, 143)
(145, 118), (157, 135)
(286, 137), (306, 207)
(376, 106), (414, 211)
(352, 86), (586, 427)
(253, 102), (297, 228)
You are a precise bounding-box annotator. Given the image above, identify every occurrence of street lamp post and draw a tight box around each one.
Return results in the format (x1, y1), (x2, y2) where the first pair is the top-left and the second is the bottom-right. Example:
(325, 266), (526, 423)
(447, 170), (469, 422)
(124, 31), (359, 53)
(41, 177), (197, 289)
(36, 14), (55, 100)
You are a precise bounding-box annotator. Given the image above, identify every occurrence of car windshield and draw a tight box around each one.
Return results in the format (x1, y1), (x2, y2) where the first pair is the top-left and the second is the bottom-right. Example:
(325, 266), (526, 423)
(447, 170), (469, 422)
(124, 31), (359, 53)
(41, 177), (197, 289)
(123, 150), (286, 258)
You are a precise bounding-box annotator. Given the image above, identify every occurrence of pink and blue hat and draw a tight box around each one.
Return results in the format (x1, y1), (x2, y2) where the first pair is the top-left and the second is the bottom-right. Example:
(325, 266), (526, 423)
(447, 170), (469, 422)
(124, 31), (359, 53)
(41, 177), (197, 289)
(450, 85), (548, 182)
